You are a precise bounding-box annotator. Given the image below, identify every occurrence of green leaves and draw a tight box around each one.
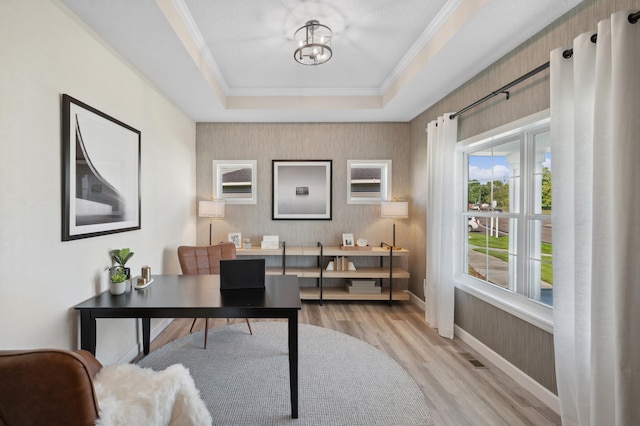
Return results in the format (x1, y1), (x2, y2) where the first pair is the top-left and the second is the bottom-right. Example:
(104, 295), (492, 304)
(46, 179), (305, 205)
(111, 248), (134, 267)
(109, 267), (127, 283)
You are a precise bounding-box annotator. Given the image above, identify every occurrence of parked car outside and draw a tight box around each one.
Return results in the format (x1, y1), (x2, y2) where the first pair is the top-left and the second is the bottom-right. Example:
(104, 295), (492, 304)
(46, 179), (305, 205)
(468, 217), (480, 232)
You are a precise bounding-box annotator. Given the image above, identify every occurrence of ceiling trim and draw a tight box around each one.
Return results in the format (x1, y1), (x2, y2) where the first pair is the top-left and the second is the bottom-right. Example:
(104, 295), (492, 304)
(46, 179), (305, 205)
(383, 0), (486, 106)
(227, 87), (382, 98)
(155, 0), (228, 101)
(226, 95), (383, 111)
(380, 0), (464, 94)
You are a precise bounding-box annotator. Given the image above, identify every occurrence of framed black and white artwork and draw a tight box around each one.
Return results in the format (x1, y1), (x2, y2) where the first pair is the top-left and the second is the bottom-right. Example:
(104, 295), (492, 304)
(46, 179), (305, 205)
(61, 94), (141, 241)
(272, 160), (332, 220)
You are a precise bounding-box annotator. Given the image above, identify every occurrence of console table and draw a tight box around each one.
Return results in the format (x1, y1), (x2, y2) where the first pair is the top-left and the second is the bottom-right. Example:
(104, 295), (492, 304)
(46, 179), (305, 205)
(237, 243), (410, 303)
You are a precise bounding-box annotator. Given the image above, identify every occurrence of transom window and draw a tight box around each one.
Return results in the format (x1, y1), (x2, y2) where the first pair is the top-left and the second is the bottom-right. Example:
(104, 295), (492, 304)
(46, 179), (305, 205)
(457, 112), (552, 325)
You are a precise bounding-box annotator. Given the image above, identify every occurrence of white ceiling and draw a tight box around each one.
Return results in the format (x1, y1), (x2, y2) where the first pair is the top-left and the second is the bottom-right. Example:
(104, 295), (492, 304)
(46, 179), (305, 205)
(60, 0), (582, 123)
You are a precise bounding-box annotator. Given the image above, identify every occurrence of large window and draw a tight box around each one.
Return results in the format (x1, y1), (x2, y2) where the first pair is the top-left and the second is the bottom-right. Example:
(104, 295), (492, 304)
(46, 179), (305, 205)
(457, 112), (552, 326)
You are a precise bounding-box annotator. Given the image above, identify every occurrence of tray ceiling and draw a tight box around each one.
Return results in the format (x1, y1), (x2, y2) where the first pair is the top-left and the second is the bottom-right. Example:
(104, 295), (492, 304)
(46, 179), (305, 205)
(60, 0), (582, 122)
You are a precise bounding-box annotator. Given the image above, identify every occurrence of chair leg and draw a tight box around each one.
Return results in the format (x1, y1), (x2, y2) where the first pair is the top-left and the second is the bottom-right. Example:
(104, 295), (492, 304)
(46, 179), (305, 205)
(189, 318), (198, 334)
(204, 318), (209, 349)
(245, 318), (253, 335)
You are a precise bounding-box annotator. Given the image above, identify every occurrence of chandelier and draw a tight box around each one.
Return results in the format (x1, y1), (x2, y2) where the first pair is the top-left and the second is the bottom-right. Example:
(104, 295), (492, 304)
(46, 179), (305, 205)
(293, 20), (333, 66)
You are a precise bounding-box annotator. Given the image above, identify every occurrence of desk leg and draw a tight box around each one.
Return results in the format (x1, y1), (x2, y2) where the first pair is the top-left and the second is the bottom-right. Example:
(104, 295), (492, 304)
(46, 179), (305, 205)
(142, 318), (151, 355)
(288, 311), (299, 418)
(79, 310), (96, 355)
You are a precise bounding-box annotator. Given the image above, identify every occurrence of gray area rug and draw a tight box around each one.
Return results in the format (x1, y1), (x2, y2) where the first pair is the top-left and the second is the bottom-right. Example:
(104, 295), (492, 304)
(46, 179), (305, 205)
(138, 322), (433, 425)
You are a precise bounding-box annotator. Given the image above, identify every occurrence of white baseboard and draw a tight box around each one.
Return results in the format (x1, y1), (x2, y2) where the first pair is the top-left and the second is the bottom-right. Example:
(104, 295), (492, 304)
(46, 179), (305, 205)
(409, 294), (559, 414)
(407, 291), (425, 310)
(150, 318), (173, 341)
(454, 325), (560, 414)
(120, 318), (174, 363)
(117, 343), (142, 364)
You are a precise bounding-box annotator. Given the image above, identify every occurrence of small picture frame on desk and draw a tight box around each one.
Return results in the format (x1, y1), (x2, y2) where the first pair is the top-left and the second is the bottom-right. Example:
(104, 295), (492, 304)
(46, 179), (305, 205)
(342, 233), (355, 247)
(228, 232), (242, 248)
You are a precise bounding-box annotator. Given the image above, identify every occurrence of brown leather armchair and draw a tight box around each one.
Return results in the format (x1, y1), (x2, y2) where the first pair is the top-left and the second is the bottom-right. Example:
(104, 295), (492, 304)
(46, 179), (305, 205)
(177, 243), (252, 348)
(0, 349), (103, 426)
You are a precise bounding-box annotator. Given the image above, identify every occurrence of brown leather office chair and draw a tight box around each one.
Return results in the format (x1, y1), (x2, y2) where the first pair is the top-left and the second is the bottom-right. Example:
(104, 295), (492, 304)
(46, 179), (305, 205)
(0, 349), (102, 426)
(177, 243), (252, 348)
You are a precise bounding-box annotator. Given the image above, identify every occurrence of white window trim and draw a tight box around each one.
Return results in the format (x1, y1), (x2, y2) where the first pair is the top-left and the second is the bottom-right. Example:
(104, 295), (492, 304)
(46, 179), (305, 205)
(454, 110), (553, 333)
(212, 160), (257, 204)
(346, 160), (391, 204)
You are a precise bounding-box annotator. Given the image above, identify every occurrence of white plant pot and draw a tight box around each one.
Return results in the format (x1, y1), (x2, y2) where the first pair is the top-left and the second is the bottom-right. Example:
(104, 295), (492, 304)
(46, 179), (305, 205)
(109, 281), (126, 295)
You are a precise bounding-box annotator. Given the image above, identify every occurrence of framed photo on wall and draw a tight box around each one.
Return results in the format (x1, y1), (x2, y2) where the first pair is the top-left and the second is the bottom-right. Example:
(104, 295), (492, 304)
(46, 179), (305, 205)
(61, 94), (141, 241)
(272, 160), (332, 220)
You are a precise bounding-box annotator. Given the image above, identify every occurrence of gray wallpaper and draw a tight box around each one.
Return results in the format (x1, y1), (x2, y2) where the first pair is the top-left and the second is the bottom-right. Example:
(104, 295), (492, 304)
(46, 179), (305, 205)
(196, 122), (412, 285)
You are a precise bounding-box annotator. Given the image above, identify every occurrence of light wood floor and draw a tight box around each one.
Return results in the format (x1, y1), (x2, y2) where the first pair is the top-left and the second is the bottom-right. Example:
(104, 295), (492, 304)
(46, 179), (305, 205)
(149, 301), (560, 426)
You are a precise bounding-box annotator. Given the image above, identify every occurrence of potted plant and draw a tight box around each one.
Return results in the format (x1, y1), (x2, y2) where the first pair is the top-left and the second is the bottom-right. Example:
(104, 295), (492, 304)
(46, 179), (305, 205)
(109, 267), (128, 295)
(111, 248), (134, 279)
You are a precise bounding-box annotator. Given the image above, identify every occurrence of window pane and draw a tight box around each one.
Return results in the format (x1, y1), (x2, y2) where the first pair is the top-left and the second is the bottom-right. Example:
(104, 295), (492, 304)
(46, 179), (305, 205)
(220, 165), (252, 198)
(466, 216), (516, 291)
(350, 166), (382, 198)
(347, 160), (391, 204)
(527, 219), (553, 306)
(532, 131), (551, 214)
(467, 140), (520, 213)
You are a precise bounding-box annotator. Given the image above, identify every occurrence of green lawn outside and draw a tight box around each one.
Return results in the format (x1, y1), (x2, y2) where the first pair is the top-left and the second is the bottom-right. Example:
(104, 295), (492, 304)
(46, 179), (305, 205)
(468, 233), (552, 255)
(472, 248), (553, 285)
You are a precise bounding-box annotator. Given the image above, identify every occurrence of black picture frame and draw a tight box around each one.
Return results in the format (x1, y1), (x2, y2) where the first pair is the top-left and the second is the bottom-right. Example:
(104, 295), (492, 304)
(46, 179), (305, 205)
(61, 94), (141, 241)
(272, 160), (332, 220)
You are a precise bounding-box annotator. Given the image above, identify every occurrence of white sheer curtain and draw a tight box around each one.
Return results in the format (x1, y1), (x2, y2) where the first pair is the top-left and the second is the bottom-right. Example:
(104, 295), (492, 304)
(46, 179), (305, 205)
(551, 10), (640, 425)
(425, 114), (457, 338)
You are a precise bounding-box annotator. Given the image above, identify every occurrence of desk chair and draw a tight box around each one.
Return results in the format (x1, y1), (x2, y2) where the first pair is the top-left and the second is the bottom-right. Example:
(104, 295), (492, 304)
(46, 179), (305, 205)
(177, 243), (252, 348)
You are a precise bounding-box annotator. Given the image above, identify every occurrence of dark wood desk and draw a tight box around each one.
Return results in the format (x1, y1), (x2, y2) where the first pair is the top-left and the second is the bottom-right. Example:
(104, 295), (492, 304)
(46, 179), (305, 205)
(74, 274), (301, 418)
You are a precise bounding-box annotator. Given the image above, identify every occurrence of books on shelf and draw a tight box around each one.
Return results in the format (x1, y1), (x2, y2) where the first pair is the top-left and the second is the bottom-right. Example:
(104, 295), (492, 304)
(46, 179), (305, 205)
(326, 256), (356, 271)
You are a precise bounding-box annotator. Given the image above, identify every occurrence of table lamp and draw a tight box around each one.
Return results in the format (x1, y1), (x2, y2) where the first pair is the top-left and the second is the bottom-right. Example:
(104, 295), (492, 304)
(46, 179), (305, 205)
(380, 199), (409, 250)
(199, 199), (226, 245)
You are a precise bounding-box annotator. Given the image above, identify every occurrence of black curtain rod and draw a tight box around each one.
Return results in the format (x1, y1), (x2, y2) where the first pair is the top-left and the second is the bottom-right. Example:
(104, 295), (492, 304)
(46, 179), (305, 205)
(450, 11), (638, 120)
(449, 61), (551, 120)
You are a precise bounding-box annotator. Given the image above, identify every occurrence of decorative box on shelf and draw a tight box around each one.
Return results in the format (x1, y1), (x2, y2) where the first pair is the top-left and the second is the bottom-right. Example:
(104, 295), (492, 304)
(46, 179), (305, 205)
(261, 235), (279, 249)
(347, 287), (382, 294)
(347, 280), (381, 294)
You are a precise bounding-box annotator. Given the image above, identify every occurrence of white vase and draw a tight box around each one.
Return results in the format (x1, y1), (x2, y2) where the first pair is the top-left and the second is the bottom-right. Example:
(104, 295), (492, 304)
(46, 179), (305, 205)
(109, 281), (126, 295)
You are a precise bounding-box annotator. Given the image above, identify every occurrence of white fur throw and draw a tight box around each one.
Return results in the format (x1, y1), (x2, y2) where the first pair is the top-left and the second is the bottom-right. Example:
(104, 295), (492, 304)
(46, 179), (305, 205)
(93, 363), (212, 426)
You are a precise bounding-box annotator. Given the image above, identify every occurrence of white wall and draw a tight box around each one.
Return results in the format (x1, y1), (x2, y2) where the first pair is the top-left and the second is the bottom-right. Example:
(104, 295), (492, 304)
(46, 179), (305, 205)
(0, 0), (196, 364)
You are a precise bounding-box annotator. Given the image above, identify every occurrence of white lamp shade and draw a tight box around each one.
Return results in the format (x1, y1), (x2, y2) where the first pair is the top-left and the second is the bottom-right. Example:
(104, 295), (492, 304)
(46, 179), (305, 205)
(380, 200), (409, 219)
(199, 200), (226, 218)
